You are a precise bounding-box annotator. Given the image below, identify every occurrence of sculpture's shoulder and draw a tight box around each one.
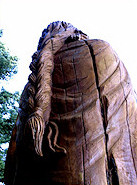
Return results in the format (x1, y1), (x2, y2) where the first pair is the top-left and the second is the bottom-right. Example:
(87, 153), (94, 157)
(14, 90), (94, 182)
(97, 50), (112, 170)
(87, 39), (110, 46)
(85, 39), (120, 86)
(85, 39), (114, 55)
(58, 38), (114, 57)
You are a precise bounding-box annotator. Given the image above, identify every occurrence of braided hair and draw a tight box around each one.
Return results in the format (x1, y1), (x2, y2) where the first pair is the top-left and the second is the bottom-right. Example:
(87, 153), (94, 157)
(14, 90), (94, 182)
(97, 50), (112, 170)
(18, 21), (88, 156)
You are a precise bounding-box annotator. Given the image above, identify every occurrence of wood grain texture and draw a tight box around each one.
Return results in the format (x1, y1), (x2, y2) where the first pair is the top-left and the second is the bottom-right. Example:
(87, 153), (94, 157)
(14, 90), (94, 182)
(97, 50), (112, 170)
(4, 27), (137, 184)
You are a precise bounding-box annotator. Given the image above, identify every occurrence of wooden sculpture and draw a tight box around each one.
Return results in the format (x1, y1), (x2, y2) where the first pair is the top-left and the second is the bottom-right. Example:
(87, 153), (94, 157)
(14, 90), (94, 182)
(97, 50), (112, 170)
(4, 21), (137, 185)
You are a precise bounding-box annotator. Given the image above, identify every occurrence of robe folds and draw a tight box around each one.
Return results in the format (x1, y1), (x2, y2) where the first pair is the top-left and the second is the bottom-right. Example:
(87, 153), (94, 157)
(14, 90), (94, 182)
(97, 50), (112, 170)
(5, 38), (137, 185)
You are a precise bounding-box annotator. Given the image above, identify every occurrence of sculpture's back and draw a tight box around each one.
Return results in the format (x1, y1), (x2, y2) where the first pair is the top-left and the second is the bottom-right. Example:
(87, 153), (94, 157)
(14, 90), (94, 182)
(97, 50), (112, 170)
(4, 21), (137, 185)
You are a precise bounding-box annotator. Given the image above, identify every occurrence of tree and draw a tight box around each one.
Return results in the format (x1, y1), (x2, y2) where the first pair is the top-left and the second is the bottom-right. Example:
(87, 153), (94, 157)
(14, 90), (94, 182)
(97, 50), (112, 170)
(0, 30), (19, 181)
(0, 30), (18, 80)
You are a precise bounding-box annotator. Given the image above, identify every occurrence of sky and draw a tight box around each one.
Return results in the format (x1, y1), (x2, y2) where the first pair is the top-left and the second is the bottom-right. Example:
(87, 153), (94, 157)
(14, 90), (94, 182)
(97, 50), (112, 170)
(0, 1), (136, 183)
(0, 0), (137, 92)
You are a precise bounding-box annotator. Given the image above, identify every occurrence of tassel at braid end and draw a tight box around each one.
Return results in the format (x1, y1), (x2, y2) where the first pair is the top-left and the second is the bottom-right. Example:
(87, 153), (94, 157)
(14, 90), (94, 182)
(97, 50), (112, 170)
(27, 113), (45, 156)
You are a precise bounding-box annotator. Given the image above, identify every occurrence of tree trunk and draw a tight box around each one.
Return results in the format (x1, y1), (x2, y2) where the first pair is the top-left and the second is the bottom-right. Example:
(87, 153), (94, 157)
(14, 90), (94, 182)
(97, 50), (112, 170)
(4, 38), (137, 184)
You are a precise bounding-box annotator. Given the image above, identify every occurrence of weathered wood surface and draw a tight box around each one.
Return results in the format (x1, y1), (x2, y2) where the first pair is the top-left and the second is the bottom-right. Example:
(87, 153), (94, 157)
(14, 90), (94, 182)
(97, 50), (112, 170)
(4, 22), (137, 185)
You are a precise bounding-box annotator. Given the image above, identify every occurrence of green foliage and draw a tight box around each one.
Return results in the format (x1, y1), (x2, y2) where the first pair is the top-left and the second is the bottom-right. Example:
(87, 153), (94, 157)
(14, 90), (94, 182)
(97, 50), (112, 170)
(0, 147), (7, 180)
(0, 88), (19, 181)
(0, 42), (18, 80)
(0, 29), (20, 181)
(0, 30), (3, 38)
(0, 30), (18, 80)
(0, 88), (19, 143)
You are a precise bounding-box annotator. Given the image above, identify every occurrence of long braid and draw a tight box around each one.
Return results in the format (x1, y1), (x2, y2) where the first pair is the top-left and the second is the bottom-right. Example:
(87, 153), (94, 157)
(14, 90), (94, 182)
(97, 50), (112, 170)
(19, 21), (89, 156)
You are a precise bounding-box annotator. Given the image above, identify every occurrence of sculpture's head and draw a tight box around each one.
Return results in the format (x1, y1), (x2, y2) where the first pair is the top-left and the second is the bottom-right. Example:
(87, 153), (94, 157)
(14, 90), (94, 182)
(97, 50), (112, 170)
(37, 21), (88, 51)
(19, 21), (89, 156)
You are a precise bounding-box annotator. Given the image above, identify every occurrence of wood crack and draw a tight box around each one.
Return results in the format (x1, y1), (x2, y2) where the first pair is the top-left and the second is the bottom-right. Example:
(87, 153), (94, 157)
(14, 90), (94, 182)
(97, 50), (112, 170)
(72, 52), (87, 183)
(84, 40), (119, 185)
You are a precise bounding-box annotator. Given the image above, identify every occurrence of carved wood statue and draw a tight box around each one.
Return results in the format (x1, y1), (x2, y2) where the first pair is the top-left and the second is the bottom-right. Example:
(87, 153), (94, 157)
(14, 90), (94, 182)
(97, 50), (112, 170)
(4, 21), (137, 185)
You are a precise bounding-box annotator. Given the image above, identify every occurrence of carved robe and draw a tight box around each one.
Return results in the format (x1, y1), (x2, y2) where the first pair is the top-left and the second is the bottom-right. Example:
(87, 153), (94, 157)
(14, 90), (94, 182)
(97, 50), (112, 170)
(4, 22), (137, 185)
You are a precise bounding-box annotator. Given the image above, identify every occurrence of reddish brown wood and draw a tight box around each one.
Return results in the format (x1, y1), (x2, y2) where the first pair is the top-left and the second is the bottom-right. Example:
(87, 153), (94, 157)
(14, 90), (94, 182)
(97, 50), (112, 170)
(4, 22), (137, 185)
